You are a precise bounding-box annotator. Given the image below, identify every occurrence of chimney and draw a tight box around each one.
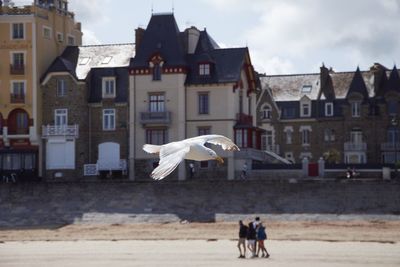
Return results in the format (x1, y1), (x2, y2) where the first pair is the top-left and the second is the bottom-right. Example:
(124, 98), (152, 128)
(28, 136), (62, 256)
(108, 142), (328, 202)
(135, 27), (145, 50)
(186, 26), (200, 54)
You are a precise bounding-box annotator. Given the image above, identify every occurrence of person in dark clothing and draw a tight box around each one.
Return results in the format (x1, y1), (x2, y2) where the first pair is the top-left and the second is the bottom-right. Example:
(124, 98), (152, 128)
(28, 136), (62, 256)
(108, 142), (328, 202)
(246, 221), (257, 258)
(237, 220), (248, 258)
(256, 223), (270, 258)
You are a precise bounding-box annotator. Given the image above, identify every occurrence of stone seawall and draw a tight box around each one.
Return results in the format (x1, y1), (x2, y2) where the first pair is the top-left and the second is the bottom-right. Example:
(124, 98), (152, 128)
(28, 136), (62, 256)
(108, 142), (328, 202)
(0, 180), (399, 227)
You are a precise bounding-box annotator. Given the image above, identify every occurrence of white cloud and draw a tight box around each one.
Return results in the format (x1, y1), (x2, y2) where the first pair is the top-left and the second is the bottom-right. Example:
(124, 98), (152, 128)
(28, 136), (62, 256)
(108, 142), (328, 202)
(82, 29), (102, 45)
(203, 0), (400, 74)
(69, 0), (110, 26)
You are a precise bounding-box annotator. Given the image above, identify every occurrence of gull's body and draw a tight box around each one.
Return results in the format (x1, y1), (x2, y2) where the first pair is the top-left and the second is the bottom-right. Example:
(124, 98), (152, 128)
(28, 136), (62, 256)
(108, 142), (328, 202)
(143, 134), (239, 180)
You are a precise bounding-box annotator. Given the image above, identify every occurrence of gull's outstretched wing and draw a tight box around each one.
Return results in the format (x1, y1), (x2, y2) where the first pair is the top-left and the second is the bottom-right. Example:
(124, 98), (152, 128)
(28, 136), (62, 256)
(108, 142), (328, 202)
(151, 141), (191, 180)
(187, 135), (240, 151)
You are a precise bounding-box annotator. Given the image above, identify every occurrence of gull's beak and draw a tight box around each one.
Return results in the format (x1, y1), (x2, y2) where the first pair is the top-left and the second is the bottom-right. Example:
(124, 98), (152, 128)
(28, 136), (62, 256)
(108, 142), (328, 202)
(215, 156), (224, 165)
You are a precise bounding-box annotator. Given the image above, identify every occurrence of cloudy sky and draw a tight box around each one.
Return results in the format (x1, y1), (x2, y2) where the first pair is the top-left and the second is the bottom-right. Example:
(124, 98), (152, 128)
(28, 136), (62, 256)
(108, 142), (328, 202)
(27, 0), (400, 74)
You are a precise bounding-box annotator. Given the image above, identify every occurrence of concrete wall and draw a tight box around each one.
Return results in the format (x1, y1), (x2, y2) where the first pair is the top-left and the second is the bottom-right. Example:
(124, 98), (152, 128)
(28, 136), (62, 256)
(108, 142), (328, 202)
(0, 180), (399, 227)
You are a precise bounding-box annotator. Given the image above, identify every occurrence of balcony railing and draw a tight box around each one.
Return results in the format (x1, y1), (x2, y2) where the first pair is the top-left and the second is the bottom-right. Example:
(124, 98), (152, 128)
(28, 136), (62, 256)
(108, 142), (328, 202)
(140, 111), (171, 125)
(236, 113), (253, 125)
(10, 93), (25, 104)
(10, 64), (25, 75)
(381, 142), (400, 151)
(264, 144), (280, 154)
(344, 142), (367, 151)
(42, 125), (79, 138)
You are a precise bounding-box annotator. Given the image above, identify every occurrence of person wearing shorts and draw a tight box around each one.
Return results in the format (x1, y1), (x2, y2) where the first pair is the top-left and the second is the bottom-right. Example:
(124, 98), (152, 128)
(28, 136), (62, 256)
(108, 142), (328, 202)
(237, 220), (248, 258)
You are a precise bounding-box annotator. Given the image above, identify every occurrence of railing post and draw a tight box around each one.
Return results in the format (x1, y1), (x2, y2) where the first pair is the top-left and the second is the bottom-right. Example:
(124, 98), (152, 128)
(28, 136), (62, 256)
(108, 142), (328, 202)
(302, 157), (309, 178)
(318, 157), (325, 178)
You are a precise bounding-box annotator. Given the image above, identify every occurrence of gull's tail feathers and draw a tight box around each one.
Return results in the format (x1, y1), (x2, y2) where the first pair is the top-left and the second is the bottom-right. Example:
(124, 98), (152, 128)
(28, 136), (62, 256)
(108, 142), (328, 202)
(143, 144), (162, 154)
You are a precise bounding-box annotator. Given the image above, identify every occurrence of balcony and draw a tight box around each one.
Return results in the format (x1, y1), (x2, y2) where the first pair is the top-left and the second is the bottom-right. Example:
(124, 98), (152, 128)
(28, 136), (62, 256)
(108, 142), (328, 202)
(344, 142), (367, 152)
(381, 142), (400, 151)
(140, 111), (171, 126)
(10, 64), (25, 75)
(264, 144), (280, 154)
(42, 125), (79, 139)
(236, 113), (253, 125)
(10, 93), (25, 104)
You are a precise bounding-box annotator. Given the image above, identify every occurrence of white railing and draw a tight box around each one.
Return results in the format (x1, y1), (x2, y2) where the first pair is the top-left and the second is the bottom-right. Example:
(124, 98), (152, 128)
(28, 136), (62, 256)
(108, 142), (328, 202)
(84, 164), (98, 176)
(344, 142), (367, 151)
(381, 142), (400, 151)
(42, 125), (79, 138)
(84, 160), (128, 176)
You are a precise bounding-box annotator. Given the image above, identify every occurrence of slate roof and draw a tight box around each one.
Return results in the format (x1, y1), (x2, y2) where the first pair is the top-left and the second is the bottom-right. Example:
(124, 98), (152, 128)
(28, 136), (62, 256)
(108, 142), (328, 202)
(43, 43), (135, 81)
(384, 66), (400, 92)
(262, 68), (377, 102)
(130, 13), (251, 86)
(130, 13), (186, 68)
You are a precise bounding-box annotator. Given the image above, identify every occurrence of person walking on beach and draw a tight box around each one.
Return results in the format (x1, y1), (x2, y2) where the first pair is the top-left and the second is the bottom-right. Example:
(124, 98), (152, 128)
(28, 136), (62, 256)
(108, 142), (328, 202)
(237, 220), (248, 258)
(241, 162), (248, 179)
(246, 221), (257, 258)
(256, 223), (270, 258)
(189, 163), (195, 179)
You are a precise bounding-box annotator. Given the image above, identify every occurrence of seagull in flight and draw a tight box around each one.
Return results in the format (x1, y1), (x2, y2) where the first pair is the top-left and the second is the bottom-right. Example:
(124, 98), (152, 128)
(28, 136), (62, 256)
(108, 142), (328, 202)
(143, 134), (239, 180)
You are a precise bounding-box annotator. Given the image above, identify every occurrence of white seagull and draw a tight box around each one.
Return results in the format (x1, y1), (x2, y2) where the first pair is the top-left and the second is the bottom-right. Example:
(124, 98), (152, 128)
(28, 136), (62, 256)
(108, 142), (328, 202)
(143, 134), (240, 180)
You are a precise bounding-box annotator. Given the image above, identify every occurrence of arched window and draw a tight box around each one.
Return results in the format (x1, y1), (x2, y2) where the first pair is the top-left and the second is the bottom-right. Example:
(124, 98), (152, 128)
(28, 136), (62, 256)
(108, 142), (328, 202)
(8, 109), (29, 135)
(260, 104), (272, 119)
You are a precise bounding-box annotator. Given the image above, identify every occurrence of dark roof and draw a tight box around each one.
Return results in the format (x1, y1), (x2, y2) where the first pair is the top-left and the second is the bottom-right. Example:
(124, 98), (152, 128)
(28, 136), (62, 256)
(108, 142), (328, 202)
(130, 13), (186, 68)
(195, 30), (220, 54)
(384, 66), (400, 92)
(41, 46), (79, 81)
(186, 48), (248, 85)
(346, 67), (369, 99)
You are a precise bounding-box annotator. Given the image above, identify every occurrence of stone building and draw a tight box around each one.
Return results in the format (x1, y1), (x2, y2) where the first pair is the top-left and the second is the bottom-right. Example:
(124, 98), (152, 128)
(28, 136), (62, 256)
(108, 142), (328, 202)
(41, 44), (134, 180)
(258, 63), (400, 165)
(0, 0), (82, 180)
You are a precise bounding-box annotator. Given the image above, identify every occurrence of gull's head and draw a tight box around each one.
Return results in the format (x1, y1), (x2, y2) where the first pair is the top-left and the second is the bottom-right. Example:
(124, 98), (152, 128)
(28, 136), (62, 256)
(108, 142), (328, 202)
(215, 156), (224, 165)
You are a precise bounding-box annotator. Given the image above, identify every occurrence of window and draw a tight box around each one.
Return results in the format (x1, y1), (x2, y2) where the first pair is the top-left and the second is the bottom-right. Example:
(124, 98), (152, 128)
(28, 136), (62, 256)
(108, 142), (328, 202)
(301, 103), (311, 117)
(43, 26), (52, 39)
(103, 109), (115, 131)
(198, 92), (209, 114)
(235, 129), (248, 148)
(199, 63), (210, 76)
(67, 35), (75, 45)
(153, 63), (161, 81)
(12, 23), (24, 39)
(149, 93), (165, 112)
(261, 105), (272, 119)
(387, 128), (399, 144)
(102, 77), (115, 98)
(302, 129), (310, 146)
(54, 109), (68, 126)
(79, 57), (90, 65)
(350, 129), (363, 144)
(16, 112), (28, 133)
(11, 81), (25, 103)
(301, 85), (312, 93)
(325, 102), (334, 116)
(57, 32), (64, 43)
(324, 129), (335, 142)
(146, 129), (168, 145)
(102, 56), (112, 64)
(351, 101), (361, 117)
(11, 52), (25, 74)
(285, 130), (293, 144)
(261, 131), (273, 151)
(57, 79), (67, 97)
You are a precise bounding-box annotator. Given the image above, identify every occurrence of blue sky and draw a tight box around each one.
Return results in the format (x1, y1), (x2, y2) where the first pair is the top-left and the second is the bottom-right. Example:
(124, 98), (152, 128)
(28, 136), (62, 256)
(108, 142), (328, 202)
(19, 0), (400, 74)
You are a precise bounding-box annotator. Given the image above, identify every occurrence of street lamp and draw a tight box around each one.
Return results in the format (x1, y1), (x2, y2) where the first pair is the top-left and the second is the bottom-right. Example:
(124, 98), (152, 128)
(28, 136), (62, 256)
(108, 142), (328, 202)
(391, 116), (398, 178)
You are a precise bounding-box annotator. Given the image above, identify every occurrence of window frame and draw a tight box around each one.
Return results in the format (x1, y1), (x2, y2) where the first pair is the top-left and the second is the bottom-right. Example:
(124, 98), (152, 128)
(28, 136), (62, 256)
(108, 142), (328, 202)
(199, 63), (211, 76)
(43, 26), (52, 39)
(11, 23), (25, 40)
(351, 101), (361, 117)
(54, 109), (68, 126)
(302, 129), (311, 146)
(146, 129), (168, 145)
(325, 102), (334, 117)
(103, 109), (116, 131)
(149, 93), (165, 112)
(198, 92), (210, 115)
(57, 79), (67, 97)
(102, 77), (116, 98)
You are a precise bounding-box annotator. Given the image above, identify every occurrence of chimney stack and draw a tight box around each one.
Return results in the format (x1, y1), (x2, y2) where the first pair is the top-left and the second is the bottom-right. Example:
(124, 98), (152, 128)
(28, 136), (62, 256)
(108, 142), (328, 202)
(135, 27), (145, 50)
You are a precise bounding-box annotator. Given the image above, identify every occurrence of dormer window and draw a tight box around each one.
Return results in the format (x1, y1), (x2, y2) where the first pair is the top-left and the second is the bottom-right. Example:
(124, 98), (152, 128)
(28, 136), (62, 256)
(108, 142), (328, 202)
(301, 103), (311, 117)
(150, 54), (164, 81)
(302, 85), (312, 93)
(199, 63), (210, 76)
(325, 102), (334, 117)
(102, 77), (116, 98)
